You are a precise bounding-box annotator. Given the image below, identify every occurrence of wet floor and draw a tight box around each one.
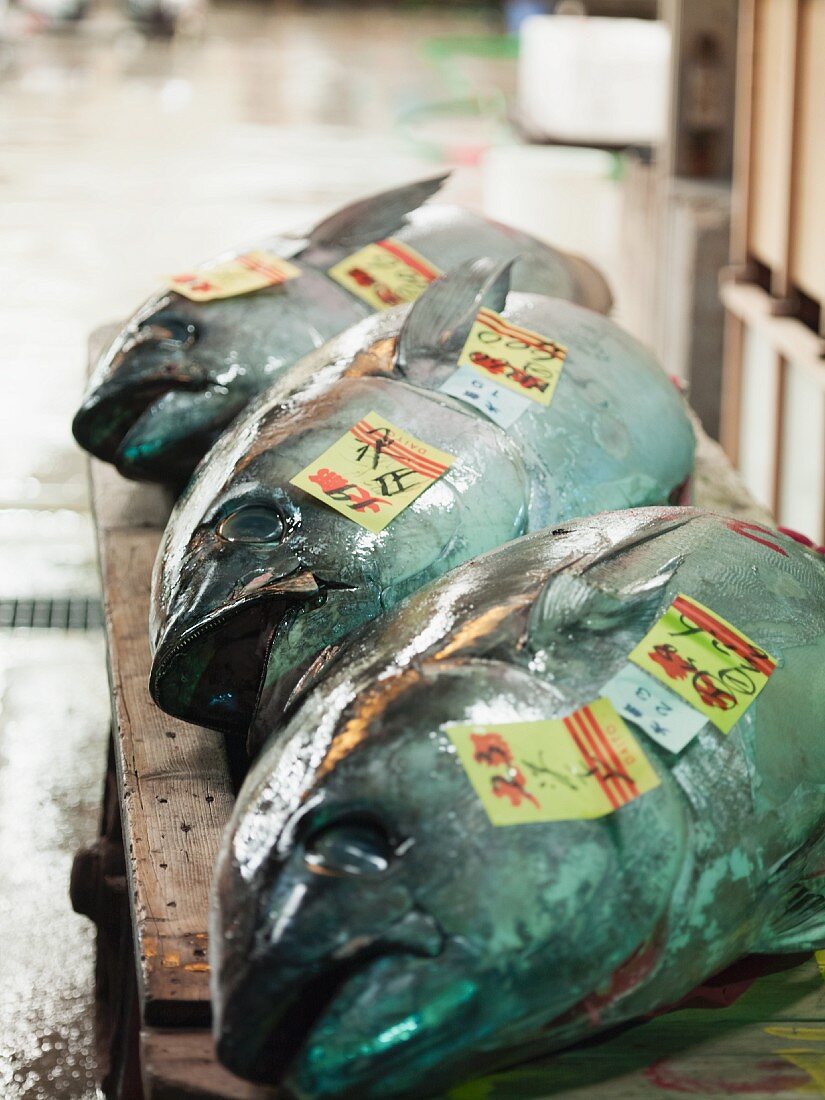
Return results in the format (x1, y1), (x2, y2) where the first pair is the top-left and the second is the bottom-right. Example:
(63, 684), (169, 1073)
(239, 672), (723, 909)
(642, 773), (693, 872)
(0, 1), (505, 1095)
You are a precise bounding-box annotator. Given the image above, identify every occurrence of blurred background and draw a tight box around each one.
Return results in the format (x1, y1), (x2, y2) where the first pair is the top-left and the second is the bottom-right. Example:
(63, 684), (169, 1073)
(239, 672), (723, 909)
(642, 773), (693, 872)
(0, 0), (821, 1095)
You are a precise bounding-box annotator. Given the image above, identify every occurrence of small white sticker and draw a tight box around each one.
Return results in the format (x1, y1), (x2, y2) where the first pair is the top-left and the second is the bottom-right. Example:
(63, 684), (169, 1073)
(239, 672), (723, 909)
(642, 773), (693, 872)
(602, 663), (707, 754)
(440, 365), (532, 429)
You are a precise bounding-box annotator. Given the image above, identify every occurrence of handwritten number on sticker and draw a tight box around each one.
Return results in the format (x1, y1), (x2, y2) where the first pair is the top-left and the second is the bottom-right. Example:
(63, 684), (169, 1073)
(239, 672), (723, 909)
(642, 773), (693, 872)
(291, 411), (454, 533)
(445, 699), (660, 826)
(168, 251), (300, 302)
(630, 595), (776, 734)
(601, 663), (707, 754)
(327, 240), (440, 311)
(458, 308), (567, 407)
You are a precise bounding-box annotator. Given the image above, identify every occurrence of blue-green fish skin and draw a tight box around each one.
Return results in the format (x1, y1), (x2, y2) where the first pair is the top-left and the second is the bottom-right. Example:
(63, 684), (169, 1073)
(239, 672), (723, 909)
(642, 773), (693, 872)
(212, 508), (825, 1098)
(72, 175), (611, 485)
(148, 261), (693, 736)
(149, 259), (693, 738)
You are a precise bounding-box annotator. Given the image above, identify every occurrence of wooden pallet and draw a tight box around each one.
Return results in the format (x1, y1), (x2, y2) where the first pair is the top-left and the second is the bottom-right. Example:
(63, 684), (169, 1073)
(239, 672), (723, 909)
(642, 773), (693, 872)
(72, 328), (825, 1099)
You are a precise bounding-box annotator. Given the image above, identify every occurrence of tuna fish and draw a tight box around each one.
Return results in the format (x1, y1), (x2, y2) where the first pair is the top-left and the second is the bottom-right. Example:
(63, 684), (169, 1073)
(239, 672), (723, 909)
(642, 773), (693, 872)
(212, 507), (825, 1099)
(148, 258), (693, 740)
(72, 175), (611, 484)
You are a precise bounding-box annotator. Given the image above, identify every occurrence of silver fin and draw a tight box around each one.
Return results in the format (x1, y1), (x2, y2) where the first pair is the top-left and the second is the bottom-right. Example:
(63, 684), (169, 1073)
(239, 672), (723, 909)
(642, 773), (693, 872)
(306, 174), (449, 251)
(756, 835), (825, 952)
(396, 256), (514, 370)
(753, 885), (825, 952)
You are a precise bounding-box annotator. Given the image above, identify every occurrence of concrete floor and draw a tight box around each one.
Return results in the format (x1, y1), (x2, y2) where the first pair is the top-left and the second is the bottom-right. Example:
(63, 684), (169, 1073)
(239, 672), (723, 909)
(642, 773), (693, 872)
(0, 2), (503, 1095)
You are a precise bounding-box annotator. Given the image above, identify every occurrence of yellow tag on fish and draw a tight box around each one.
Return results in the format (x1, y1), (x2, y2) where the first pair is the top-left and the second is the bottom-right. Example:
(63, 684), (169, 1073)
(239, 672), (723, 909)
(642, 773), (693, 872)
(629, 594), (777, 734)
(290, 411), (454, 533)
(168, 250), (301, 302)
(457, 308), (568, 406)
(445, 699), (660, 826)
(327, 239), (441, 311)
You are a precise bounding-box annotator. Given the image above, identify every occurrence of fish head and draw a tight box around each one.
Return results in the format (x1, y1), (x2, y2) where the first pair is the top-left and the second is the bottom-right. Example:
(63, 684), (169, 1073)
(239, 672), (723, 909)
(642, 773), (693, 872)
(213, 655), (686, 1098)
(149, 259), (539, 739)
(74, 175), (454, 483)
(74, 294), (253, 483)
(73, 271), (370, 483)
(148, 408), (391, 735)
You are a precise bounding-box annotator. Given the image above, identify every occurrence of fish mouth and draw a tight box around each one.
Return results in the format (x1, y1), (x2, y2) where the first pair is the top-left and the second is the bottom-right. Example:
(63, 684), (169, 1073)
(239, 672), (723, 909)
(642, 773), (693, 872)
(75, 315), (206, 453)
(73, 313), (227, 480)
(74, 367), (198, 443)
(218, 950), (382, 1087)
(150, 571), (349, 736)
(217, 945), (427, 1092)
(112, 394), (212, 484)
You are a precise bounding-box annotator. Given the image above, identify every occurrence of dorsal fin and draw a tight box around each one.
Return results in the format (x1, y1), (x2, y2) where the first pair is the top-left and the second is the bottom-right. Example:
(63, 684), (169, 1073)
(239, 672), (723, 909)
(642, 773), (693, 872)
(306, 174), (449, 251)
(396, 257), (514, 371)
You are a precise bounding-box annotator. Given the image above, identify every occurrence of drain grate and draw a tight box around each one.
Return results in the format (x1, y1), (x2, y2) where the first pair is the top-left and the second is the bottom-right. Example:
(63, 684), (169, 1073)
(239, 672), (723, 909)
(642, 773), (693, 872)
(0, 597), (103, 631)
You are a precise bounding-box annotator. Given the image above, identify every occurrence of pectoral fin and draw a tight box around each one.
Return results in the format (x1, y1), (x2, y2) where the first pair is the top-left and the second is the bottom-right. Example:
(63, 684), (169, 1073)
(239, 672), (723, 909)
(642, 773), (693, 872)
(395, 257), (514, 371)
(529, 560), (678, 644)
(753, 886), (825, 953)
(755, 840), (825, 953)
(306, 174), (449, 251)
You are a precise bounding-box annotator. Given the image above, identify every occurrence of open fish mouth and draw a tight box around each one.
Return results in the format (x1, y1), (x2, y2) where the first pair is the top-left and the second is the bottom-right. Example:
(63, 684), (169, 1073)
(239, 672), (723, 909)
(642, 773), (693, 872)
(150, 571), (351, 735)
(151, 595), (289, 735)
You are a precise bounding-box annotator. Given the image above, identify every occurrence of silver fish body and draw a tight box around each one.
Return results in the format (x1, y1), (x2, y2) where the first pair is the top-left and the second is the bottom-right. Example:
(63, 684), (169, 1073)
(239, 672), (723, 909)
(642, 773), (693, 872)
(73, 175), (610, 484)
(149, 259), (693, 739)
(213, 508), (825, 1098)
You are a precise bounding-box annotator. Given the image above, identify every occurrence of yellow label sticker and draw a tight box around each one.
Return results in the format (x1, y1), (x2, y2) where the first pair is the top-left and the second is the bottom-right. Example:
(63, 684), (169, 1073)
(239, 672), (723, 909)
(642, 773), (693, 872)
(445, 698), (660, 826)
(629, 594), (777, 734)
(168, 250), (301, 302)
(457, 308), (568, 407)
(290, 411), (454, 533)
(327, 239), (440, 311)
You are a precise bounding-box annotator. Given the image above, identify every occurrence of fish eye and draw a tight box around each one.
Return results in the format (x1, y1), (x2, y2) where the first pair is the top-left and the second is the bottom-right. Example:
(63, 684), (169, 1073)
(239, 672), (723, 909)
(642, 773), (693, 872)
(303, 815), (395, 878)
(217, 504), (285, 544)
(142, 314), (199, 348)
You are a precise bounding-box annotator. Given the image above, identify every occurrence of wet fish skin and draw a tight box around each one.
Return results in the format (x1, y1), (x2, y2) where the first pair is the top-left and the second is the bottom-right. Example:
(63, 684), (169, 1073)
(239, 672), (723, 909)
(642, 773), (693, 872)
(149, 260), (693, 738)
(213, 508), (825, 1098)
(73, 174), (611, 484)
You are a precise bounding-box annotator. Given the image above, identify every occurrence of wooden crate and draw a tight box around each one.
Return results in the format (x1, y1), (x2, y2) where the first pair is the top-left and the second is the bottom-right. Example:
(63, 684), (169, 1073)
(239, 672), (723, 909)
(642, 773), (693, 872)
(73, 331), (825, 1100)
(732, 0), (825, 312)
(721, 0), (825, 538)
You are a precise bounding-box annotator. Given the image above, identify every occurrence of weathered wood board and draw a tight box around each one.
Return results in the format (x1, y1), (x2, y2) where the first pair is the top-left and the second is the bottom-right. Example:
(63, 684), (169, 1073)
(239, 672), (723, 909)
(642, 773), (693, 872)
(88, 323), (825, 1098)
(95, 509), (232, 1025)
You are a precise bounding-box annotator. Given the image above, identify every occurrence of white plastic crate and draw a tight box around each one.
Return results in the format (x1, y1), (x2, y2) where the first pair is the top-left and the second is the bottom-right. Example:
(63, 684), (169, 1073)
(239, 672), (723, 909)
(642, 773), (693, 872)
(518, 15), (670, 146)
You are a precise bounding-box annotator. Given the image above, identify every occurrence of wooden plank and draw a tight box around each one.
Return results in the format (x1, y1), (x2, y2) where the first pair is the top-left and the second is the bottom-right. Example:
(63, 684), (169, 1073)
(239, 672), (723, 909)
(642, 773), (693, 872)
(771, 355), (787, 517)
(731, 0), (756, 267)
(789, 0), (825, 312)
(748, 0), (800, 295)
(142, 1031), (275, 1100)
(89, 323), (237, 1027)
(91, 458), (173, 534)
(721, 279), (825, 386)
(720, 302), (745, 462)
(98, 514), (237, 1026)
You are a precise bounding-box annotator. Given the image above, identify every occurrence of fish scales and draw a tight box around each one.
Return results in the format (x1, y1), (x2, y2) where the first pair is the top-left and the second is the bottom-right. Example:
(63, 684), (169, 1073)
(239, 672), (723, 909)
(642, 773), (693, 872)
(212, 508), (825, 1099)
(148, 259), (694, 739)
